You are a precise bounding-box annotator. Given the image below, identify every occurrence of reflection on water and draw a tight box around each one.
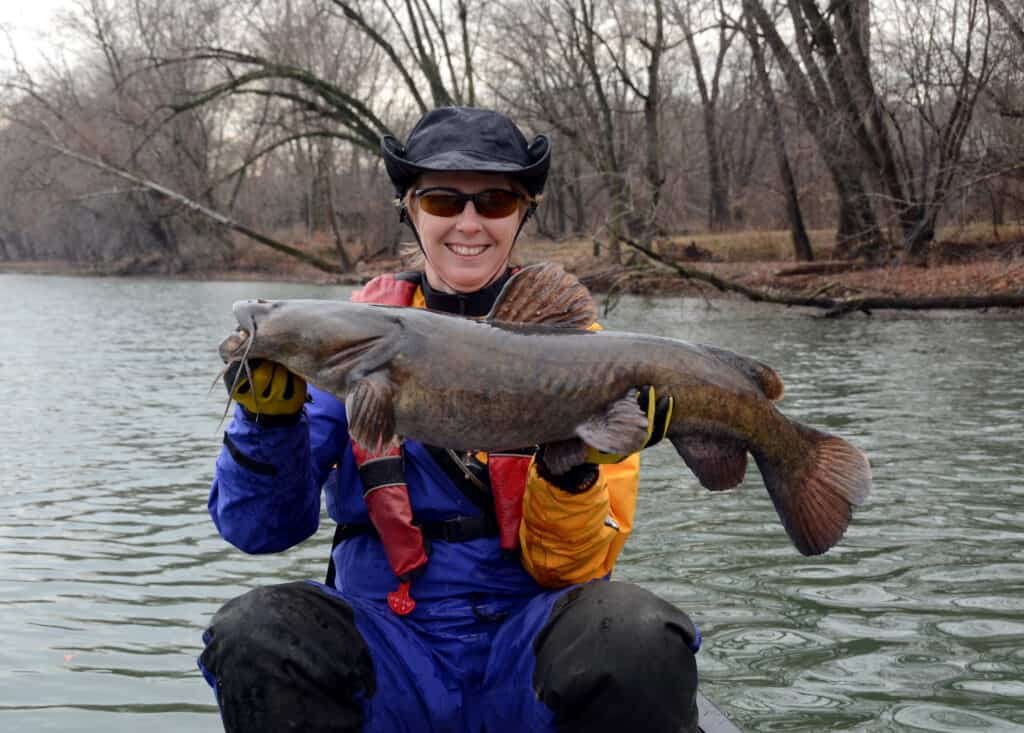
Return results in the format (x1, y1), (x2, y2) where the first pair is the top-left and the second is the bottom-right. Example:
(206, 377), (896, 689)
(1, 274), (1022, 732)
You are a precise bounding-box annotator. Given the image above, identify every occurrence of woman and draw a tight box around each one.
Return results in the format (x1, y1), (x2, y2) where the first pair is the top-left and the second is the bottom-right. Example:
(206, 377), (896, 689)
(199, 106), (701, 733)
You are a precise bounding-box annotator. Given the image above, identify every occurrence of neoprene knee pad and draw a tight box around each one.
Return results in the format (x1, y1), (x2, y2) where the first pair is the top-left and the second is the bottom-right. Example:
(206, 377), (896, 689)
(200, 582), (374, 733)
(532, 581), (699, 733)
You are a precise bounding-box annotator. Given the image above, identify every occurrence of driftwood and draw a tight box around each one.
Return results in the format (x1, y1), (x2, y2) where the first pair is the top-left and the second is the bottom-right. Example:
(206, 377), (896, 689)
(773, 261), (875, 277)
(621, 237), (1024, 317)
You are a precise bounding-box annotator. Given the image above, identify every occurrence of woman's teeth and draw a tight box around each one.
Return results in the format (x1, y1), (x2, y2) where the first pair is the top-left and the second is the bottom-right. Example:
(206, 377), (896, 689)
(447, 243), (488, 256)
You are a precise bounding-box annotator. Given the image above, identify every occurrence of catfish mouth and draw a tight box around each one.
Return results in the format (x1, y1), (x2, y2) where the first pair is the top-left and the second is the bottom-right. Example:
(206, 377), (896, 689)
(218, 328), (251, 363)
(219, 298), (276, 362)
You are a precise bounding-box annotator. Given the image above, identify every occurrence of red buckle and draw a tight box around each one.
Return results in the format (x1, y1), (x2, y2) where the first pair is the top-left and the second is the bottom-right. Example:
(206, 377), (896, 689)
(387, 581), (416, 616)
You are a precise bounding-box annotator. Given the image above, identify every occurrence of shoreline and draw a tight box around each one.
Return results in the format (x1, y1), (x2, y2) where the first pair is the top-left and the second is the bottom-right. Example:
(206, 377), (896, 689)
(3, 247), (1023, 311)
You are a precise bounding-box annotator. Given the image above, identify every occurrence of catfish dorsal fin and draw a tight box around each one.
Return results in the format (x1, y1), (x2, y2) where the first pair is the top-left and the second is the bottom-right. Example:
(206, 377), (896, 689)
(702, 344), (785, 401)
(486, 262), (597, 328)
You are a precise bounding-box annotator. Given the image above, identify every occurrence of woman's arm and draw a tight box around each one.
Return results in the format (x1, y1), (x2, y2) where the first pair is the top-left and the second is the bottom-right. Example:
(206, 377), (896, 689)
(208, 386), (348, 553)
(518, 455), (640, 588)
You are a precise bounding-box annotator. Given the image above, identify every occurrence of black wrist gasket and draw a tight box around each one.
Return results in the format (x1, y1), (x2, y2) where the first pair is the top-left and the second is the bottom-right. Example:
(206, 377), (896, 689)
(536, 455), (601, 494)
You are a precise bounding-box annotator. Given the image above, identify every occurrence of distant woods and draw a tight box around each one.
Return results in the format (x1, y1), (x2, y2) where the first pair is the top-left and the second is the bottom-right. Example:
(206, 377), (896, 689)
(1, 0), (1022, 273)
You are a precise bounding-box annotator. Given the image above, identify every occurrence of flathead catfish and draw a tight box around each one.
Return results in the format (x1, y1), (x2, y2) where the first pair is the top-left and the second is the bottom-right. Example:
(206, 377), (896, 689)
(219, 263), (871, 555)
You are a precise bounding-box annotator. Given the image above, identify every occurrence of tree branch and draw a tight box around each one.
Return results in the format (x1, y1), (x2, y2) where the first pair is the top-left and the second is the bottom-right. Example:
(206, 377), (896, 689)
(36, 138), (346, 275)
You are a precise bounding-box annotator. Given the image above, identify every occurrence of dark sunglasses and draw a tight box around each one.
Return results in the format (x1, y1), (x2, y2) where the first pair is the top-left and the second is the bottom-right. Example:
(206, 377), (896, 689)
(414, 187), (526, 219)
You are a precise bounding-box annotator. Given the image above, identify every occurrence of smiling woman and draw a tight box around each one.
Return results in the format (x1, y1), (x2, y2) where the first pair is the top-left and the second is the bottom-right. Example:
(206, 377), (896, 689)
(200, 106), (712, 733)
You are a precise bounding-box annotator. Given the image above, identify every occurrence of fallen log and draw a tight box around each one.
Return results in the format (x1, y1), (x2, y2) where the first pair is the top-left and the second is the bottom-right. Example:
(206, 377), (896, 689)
(620, 236), (1024, 317)
(773, 261), (876, 277)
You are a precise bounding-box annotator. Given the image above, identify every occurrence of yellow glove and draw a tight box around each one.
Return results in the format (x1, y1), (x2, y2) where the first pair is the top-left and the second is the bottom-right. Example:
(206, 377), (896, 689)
(585, 385), (673, 464)
(224, 359), (307, 416)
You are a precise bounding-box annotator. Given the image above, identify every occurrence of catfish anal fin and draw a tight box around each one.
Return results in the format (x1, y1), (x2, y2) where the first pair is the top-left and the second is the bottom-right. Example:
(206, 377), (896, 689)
(670, 434), (749, 491)
(345, 372), (397, 450)
(486, 263), (597, 328)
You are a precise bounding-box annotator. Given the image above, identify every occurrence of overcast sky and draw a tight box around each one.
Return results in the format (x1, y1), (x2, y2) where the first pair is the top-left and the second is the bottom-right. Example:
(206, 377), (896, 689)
(0, 0), (68, 73)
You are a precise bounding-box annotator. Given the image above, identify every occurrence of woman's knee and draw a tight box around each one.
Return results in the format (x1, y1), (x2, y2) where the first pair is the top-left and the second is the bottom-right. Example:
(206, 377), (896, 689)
(199, 581), (374, 733)
(532, 581), (699, 733)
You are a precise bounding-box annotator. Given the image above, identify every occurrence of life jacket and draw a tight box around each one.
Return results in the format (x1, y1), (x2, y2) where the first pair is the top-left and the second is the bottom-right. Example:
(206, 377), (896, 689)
(346, 271), (534, 613)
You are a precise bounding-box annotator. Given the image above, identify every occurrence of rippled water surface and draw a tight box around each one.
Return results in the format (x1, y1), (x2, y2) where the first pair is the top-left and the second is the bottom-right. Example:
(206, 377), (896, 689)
(1, 274), (1022, 732)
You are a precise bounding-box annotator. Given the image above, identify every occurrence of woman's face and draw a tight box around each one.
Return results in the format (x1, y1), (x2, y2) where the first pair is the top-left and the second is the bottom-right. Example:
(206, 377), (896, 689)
(409, 171), (527, 293)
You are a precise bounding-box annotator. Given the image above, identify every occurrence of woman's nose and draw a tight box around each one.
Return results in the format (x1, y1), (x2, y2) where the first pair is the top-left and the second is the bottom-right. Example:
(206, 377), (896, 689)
(455, 201), (483, 232)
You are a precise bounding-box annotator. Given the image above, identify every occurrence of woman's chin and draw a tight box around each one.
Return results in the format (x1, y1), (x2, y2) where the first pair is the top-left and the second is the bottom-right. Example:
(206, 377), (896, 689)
(438, 256), (503, 291)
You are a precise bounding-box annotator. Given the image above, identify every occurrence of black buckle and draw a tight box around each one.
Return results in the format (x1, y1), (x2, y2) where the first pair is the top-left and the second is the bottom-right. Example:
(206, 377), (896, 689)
(440, 517), (472, 542)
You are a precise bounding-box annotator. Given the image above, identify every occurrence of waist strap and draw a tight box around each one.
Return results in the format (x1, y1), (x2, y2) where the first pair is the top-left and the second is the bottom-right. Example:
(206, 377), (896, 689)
(337, 515), (499, 544)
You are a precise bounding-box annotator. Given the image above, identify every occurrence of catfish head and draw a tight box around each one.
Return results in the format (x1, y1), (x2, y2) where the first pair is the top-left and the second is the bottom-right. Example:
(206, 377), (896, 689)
(219, 298), (403, 388)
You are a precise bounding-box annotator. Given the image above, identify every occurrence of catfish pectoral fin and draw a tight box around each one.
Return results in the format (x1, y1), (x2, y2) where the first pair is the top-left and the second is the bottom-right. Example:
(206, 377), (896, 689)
(755, 423), (872, 556)
(574, 388), (650, 455)
(670, 434), (748, 491)
(345, 372), (397, 450)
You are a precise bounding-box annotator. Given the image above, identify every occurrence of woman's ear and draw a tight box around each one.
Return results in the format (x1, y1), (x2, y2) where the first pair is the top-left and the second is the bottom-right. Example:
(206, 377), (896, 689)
(401, 186), (420, 227)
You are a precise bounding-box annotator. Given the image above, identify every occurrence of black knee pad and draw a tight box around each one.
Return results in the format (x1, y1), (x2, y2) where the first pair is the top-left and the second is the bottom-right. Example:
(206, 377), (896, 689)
(532, 581), (699, 733)
(200, 582), (374, 733)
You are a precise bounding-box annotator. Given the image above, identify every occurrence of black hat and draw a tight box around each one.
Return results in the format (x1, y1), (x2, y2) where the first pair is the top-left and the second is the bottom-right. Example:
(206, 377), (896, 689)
(381, 107), (551, 197)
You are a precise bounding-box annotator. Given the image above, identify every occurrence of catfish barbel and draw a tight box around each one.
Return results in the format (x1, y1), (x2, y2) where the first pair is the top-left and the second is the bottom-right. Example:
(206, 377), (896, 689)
(218, 263), (871, 556)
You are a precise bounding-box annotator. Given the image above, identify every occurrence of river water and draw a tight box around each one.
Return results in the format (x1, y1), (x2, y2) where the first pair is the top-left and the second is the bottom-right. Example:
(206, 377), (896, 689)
(0, 273), (1021, 732)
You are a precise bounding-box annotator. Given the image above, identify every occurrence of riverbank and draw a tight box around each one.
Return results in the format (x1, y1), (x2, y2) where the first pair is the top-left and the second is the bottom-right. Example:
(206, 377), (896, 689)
(4, 228), (1023, 305)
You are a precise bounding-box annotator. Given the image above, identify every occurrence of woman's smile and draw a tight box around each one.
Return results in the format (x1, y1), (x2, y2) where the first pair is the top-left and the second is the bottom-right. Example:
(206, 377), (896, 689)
(446, 242), (491, 257)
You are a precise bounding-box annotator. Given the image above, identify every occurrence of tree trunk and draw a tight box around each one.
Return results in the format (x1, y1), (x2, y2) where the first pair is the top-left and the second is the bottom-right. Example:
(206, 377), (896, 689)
(640, 0), (665, 240)
(745, 11), (813, 261)
(706, 129), (731, 231)
(554, 176), (568, 237)
(901, 204), (937, 262)
(833, 169), (887, 261)
(680, 4), (735, 232)
(606, 175), (628, 264)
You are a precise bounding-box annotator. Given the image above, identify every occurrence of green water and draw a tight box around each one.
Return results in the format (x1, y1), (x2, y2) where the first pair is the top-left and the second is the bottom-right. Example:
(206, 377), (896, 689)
(0, 274), (1021, 732)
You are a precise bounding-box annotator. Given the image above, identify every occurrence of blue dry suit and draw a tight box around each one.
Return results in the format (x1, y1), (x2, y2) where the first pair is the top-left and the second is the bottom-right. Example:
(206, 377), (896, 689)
(200, 273), (703, 733)
(208, 389), (571, 731)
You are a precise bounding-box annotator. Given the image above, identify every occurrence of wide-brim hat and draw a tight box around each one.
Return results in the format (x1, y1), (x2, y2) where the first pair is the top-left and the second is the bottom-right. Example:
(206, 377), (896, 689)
(382, 107), (551, 197)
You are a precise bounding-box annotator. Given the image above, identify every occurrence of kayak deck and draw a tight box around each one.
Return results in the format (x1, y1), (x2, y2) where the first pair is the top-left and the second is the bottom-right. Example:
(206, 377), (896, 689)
(697, 691), (742, 733)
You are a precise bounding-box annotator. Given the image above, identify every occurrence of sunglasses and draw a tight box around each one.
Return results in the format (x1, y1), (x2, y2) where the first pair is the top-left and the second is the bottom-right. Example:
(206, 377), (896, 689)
(414, 187), (526, 219)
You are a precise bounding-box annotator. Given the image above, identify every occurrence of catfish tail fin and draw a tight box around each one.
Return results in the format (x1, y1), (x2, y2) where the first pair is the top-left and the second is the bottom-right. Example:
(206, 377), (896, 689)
(754, 423), (871, 556)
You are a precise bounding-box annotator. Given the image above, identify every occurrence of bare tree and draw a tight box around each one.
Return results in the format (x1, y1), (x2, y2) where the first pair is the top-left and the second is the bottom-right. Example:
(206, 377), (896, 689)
(1, 0), (233, 266)
(990, 0), (1024, 50)
(494, 0), (677, 259)
(743, 0), (999, 261)
(673, 0), (740, 230)
(742, 5), (813, 260)
(742, 0), (887, 258)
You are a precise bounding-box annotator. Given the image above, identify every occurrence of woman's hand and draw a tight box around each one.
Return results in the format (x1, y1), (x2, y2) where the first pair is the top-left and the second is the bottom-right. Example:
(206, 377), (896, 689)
(224, 359), (307, 416)
(585, 385), (673, 464)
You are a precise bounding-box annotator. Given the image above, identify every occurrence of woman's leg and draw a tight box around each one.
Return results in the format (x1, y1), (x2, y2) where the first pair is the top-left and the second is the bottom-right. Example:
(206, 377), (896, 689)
(199, 581), (461, 733)
(199, 581), (374, 732)
(481, 580), (701, 733)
